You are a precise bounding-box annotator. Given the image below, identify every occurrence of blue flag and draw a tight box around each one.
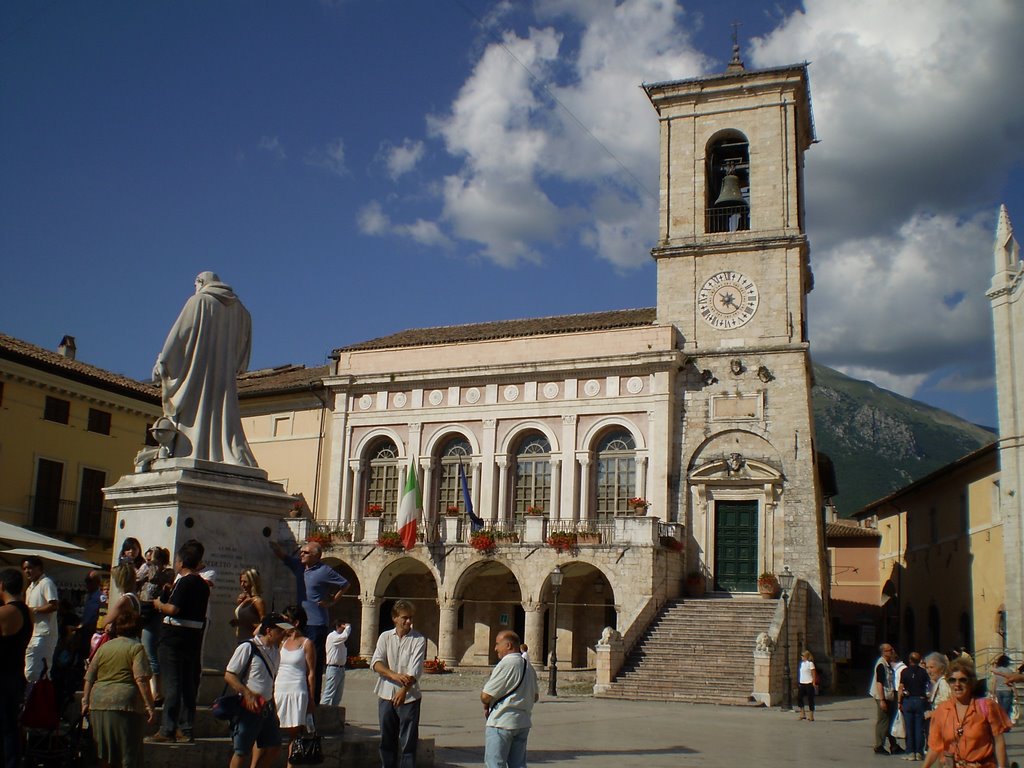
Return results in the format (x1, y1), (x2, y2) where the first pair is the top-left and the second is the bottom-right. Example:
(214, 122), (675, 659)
(459, 461), (484, 531)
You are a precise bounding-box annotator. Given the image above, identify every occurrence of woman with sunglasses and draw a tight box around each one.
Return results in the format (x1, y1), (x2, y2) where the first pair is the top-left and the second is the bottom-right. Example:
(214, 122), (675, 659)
(922, 658), (1011, 768)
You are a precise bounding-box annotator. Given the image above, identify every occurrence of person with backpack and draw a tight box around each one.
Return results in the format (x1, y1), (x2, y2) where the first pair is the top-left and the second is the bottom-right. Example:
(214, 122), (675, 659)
(223, 613), (292, 768)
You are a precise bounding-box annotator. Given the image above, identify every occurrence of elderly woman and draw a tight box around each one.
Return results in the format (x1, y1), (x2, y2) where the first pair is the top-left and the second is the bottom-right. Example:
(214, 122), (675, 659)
(924, 651), (952, 739)
(922, 658), (1011, 768)
(231, 568), (267, 643)
(82, 609), (156, 768)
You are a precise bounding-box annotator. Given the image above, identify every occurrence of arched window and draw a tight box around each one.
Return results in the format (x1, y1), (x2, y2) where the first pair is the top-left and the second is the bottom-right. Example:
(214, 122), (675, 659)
(594, 430), (636, 521)
(513, 434), (551, 521)
(366, 439), (400, 523)
(706, 132), (750, 233)
(437, 436), (472, 515)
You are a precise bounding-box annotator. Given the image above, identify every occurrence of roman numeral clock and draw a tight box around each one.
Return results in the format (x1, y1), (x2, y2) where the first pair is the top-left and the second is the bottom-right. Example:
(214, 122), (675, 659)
(697, 270), (759, 330)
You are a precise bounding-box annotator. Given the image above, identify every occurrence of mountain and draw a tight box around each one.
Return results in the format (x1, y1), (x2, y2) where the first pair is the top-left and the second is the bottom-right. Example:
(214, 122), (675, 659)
(811, 364), (996, 516)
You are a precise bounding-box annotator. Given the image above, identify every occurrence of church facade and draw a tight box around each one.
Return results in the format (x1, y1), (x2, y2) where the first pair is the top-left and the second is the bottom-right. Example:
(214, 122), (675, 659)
(240, 61), (830, 693)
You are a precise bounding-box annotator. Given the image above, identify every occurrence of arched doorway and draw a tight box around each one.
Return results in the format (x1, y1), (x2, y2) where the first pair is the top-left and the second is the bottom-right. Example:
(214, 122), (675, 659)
(452, 561), (524, 665)
(323, 557), (360, 650)
(374, 557), (440, 657)
(541, 562), (615, 668)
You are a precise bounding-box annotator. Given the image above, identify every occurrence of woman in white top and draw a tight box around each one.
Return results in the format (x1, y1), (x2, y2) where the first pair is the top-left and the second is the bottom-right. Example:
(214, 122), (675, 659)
(797, 649), (817, 721)
(275, 604), (316, 764)
(923, 651), (952, 738)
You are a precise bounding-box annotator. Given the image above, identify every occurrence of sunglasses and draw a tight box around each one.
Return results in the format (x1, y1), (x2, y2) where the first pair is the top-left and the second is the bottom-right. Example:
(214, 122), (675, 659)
(947, 676), (971, 685)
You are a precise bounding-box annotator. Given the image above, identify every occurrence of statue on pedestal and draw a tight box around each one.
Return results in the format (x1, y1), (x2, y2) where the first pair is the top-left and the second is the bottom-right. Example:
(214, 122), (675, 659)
(152, 271), (257, 467)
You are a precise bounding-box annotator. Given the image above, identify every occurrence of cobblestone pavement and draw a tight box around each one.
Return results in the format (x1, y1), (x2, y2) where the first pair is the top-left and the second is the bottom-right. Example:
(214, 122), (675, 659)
(341, 669), (1024, 767)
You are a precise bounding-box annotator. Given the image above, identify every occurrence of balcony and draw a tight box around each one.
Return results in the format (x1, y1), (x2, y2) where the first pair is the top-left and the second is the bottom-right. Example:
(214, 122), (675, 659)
(28, 496), (116, 540)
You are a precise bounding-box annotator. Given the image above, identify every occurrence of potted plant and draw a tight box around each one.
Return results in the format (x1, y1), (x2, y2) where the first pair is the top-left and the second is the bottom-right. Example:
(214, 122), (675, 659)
(470, 528), (497, 554)
(577, 530), (601, 545)
(758, 571), (780, 598)
(307, 529), (332, 546)
(526, 505), (545, 516)
(377, 531), (404, 550)
(547, 531), (577, 553)
(628, 497), (650, 514)
(366, 503), (384, 517)
(423, 657), (449, 674)
(685, 569), (706, 597)
(445, 505), (461, 517)
(346, 655), (369, 669)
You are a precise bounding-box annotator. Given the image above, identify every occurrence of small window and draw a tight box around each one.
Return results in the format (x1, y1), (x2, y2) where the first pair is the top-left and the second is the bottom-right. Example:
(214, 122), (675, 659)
(273, 416), (291, 437)
(44, 396), (70, 424)
(87, 408), (111, 435)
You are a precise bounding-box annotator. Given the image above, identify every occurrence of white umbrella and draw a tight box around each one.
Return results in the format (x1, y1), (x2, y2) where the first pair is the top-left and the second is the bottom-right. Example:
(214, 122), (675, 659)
(0, 520), (83, 551)
(2, 548), (100, 570)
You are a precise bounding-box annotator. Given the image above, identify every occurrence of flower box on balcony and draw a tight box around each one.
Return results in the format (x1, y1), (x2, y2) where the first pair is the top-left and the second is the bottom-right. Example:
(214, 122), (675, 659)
(547, 531), (577, 553)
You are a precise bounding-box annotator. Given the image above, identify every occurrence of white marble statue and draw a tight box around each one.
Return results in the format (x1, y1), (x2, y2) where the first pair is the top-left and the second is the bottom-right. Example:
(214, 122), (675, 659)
(153, 271), (257, 466)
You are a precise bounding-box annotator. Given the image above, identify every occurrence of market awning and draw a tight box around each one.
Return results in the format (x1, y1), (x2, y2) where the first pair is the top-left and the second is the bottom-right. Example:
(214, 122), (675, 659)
(2, 548), (100, 570)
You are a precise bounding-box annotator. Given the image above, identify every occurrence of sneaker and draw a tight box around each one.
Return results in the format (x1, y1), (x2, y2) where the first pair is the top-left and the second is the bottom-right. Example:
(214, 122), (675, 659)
(874, 747), (889, 755)
(145, 733), (176, 744)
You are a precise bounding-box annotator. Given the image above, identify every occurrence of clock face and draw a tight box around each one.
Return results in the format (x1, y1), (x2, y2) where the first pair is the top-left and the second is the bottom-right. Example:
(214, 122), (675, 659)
(697, 271), (759, 330)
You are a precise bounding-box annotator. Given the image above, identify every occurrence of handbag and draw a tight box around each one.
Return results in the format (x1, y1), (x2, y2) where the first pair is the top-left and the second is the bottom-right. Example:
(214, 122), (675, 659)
(288, 714), (324, 765)
(21, 660), (59, 730)
(890, 708), (906, 738)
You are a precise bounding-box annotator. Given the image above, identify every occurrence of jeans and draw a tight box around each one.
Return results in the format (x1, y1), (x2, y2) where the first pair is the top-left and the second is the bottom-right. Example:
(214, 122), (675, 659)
(485, 725), (530, 768)
(997, 690), (1014, 718)
(141, 616), (162, 676)
(158, 626), (204, 738)
(320, 665), (346, 706)
(378, 696), (420, 768)
(901, 696), (926, 755)
(306, 624), (328, 701)
(797, 683), (815, 711)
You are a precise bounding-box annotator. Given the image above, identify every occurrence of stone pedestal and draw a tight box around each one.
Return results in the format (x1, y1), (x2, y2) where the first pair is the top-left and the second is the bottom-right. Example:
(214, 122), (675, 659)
(104, 458), (294, 672)
(524, 515), (547, 544)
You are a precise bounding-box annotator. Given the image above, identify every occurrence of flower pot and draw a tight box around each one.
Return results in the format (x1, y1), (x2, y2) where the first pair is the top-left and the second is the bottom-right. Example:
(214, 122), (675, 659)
(685, 575), (706, 598)
(758, 579), (780, 599)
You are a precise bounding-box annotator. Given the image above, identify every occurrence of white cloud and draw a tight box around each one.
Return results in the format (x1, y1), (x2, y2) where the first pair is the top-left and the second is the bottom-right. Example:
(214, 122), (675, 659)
(830, 366), (929, 399)
(257, 136), (286, 159)
(382, 139), (425, 180)
(306, 137), (347, 176)
(357, 201), (453, 249)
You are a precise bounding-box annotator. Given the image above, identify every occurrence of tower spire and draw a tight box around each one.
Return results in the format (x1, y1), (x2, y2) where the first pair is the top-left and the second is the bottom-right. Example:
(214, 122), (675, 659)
(726, 20), (745, 73)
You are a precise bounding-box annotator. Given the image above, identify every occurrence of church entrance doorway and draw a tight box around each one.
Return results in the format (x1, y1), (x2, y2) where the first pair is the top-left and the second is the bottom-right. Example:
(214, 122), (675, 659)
(713, 499), (758, 592)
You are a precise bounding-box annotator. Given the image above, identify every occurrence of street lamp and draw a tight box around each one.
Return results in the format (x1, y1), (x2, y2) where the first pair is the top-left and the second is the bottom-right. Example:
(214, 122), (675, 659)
(778, 565), (796, 711)
(548, 565), (564, 697)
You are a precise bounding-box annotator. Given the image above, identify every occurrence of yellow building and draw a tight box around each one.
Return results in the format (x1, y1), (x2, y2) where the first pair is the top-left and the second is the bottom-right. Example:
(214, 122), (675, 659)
(852, 443), (1003, 661)
(0, 333), (161, 574)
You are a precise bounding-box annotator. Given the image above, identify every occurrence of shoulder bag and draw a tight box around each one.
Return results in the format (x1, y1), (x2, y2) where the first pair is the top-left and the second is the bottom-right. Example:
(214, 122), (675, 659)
(212, 641), (272, 720)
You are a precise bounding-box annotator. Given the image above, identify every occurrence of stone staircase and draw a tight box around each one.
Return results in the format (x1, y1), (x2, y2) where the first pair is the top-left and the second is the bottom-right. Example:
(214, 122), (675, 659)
(597, 596), (778, 705)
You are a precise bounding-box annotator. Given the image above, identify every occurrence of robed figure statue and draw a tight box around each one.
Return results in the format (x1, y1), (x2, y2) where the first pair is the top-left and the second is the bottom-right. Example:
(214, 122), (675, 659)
(153, 271), (257, 467)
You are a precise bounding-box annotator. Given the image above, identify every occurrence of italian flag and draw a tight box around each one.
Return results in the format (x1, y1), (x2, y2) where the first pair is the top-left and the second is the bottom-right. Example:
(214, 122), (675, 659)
(397, 459), (421, 550)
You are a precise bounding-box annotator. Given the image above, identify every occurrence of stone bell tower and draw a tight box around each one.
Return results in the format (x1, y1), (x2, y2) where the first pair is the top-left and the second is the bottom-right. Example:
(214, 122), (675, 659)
(644, 59), (830, 657)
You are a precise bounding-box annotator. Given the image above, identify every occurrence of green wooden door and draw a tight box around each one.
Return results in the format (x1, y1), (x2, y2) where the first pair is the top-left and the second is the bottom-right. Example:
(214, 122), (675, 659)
(713, 500), (759, 592)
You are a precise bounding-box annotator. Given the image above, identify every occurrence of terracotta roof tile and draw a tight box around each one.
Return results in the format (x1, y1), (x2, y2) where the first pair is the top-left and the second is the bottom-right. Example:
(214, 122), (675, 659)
(237, 364), (330, 396)
(825, 521), (880, 539)
(0, 332), (159, 403)
(335, 307), (657, 353)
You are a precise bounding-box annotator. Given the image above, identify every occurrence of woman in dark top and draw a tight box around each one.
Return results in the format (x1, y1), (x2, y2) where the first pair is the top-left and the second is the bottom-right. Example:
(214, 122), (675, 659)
(899, 651), (931, 760)
(0, 567), (33, 768)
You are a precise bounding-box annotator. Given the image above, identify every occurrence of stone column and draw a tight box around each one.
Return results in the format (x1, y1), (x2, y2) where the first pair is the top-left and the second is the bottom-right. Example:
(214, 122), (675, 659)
(636, 454), (648, 504)
(359, 595), (380, 658)
(523, 603), (545, 668)
(561, 415), (578, 521)
(495, 455), (509, 524)
(325, 393), (349, 524)
(549, 458), (561, 521)
(577, 454), (591, 522)
(472, 462), (482, 515)
(348, 460), (363, 523)
(481, 419), (497, 521)
(422, 458), (435, 522)
(438, 599), (461, 666)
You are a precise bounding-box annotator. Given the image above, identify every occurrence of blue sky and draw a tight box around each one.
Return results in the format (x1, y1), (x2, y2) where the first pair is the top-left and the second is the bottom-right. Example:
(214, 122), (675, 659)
(2, 0), (1021, 429)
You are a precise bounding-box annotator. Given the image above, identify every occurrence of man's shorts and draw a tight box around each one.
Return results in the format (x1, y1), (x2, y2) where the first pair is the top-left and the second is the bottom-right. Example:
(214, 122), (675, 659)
(231, 701), (281, 756)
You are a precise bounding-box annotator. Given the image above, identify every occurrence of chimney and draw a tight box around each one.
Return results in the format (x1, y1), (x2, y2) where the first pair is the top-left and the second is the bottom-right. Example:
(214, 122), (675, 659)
(57, 335), (77, 360)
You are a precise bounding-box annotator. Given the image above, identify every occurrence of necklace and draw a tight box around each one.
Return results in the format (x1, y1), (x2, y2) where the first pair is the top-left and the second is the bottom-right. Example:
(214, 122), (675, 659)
(952, 699), (971, 742)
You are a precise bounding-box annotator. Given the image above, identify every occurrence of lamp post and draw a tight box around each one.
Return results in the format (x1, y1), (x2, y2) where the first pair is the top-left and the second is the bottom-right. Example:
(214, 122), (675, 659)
(778, 565), (795, 711)
(548, 565), (564, 697)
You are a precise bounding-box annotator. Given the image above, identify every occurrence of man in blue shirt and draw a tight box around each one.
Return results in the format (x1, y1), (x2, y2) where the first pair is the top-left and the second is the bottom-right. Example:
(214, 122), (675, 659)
(270, 540), (348, 699)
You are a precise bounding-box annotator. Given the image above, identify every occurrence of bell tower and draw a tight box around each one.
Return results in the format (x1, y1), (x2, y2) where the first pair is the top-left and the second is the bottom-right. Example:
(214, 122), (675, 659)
(645, 61), (829, 659)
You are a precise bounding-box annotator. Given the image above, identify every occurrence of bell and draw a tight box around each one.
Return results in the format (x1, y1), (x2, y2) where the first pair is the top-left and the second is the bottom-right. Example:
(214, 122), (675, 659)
(713, 173), (746, 207)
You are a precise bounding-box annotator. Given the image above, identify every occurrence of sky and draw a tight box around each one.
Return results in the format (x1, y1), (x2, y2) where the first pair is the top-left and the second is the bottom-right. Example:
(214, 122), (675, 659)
(2, 0), (1021, 429)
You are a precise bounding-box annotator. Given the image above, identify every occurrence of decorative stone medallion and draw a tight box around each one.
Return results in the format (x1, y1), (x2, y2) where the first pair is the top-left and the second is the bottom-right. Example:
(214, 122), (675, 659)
(428, 389), (444, 406)
(393, 392), (407, 408)
(583, 379), (601, 397)
(626, 376), (644, 394)
(542, 382), (559, 399)
(503, 385), (520, 402)
(358, 394), (373, 410)
(465, 387), (481, 404)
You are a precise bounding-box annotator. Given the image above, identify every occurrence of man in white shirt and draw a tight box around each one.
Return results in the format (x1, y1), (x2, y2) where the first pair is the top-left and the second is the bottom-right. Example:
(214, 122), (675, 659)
(224, 612), (292, 768)
(481, 630), (539, 768)
(320, 618), (352, 706)
(21, 556), (59, 682)
(371, 600), (427, 768)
